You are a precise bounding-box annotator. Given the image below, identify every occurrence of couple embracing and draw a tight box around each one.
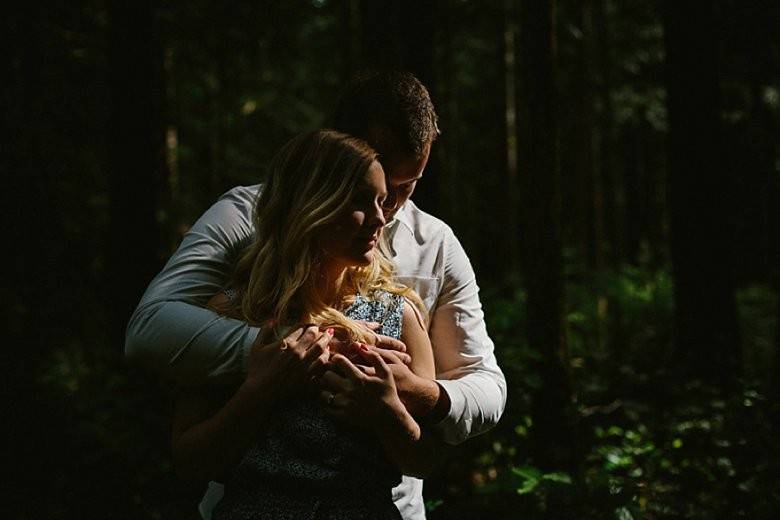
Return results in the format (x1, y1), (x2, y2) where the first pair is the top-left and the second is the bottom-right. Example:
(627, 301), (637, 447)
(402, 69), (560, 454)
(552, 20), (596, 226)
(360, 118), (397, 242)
(126, 70), (506, 519)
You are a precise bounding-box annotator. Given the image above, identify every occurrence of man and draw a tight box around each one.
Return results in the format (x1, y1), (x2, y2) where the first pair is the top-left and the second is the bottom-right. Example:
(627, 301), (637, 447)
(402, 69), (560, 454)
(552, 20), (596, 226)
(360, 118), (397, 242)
(125, 70), (506, 519)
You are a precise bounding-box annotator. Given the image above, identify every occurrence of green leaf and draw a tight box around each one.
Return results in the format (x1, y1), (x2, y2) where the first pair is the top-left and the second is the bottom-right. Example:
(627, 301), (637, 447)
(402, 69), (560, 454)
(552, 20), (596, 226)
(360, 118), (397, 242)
(424, 499), (444, 512)
(512, 465), (542, 480)
(542, 472), (573, 484)
(512, 465), (542, 495)
(516, 478), (540, 495)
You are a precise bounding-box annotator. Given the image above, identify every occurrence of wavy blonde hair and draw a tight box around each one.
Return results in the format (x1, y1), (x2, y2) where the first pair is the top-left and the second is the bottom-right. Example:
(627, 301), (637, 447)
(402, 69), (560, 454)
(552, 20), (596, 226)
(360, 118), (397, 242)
(226, 129), (426, 343)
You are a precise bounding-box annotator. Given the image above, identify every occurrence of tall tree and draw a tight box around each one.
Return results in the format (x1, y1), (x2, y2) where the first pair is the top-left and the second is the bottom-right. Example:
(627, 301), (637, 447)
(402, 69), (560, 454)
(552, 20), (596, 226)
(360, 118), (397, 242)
(517, 0), (576, 472)
(661, 1), (740, 385)
(593, 0), (621, 267)
(732, 0), (780, 393)
(108, 0), (168, 345)
(502, 0), (521, 276)
(562, 0), (604, 270)
(620, 117), (649, 265)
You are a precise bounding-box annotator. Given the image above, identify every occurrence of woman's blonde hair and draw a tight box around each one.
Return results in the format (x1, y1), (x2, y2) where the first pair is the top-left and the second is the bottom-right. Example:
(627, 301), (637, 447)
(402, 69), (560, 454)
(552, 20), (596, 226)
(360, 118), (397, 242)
(227, 129), (426, 343)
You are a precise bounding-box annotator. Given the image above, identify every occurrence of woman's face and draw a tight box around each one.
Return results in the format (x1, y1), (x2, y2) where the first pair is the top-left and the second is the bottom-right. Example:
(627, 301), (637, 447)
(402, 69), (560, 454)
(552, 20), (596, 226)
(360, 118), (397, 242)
(321, 160), (387, 269)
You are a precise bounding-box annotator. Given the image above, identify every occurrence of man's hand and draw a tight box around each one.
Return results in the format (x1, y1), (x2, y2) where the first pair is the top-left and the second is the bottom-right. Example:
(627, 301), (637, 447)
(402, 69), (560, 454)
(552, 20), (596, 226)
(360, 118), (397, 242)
(325, 322), (412, 364)
(357, 346), (442, 419)
(318, 350), (418, 437)
(360, 321), (407, 353)
(316, 342), (448, 421)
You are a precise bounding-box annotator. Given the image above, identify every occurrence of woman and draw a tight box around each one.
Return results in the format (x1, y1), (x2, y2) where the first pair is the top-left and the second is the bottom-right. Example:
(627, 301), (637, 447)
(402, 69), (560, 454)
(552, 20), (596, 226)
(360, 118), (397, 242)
(172, 130), (435, 519)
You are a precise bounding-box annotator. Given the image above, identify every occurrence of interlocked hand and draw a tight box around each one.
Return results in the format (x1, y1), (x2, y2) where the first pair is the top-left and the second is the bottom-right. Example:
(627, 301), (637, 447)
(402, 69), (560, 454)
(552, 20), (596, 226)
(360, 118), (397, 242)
(245, 324), (333, 398)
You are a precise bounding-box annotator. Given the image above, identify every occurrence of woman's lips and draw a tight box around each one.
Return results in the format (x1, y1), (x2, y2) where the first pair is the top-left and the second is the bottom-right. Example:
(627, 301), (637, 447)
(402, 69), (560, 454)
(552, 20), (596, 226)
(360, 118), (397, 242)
(359, 233), (379, 248)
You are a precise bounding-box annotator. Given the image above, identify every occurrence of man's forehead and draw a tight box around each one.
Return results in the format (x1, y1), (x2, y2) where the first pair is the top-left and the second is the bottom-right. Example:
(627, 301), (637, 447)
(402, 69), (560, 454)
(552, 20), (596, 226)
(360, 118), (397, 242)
(380, 145), (430, 183)
(385, 168), (422, 184)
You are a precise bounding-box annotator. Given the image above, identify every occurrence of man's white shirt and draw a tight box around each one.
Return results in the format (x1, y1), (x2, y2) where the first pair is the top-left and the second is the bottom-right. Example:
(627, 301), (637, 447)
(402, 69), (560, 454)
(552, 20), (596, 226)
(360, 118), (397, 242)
(125, 185), (507, 520)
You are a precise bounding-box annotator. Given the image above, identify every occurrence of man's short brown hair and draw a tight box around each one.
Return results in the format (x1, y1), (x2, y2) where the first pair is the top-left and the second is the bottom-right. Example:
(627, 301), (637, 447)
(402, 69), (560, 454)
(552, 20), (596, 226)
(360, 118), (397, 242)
(332, 70), (439, 159)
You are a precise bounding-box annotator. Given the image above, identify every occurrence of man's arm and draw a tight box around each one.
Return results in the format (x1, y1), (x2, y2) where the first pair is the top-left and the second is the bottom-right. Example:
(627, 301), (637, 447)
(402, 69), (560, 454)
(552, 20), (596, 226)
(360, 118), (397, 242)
(428, 226), (508, 445)
(125, 186), (260, 384)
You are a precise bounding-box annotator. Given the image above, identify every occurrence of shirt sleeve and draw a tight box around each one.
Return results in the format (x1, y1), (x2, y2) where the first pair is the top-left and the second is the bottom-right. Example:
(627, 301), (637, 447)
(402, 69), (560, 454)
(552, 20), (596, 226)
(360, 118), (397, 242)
(124, 186), (261, 385)
(429, 226), (508, 445)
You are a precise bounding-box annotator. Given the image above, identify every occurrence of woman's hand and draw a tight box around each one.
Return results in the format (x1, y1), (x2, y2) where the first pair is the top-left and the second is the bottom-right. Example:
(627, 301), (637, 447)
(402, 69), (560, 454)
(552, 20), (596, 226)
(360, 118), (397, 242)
(325, 322), (412, 365)
(245, 324), (333, 399)
(318, 349), (444, 477)
(318, 348), (420, 440)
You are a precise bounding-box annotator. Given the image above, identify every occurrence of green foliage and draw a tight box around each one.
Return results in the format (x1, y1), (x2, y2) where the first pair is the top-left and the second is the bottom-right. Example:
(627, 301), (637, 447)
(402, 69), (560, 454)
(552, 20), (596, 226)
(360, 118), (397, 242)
(511, 465), (573, 495)
(428, 267), (778, 519)
(9, 0), (779, 518)
(33, 341), (195, 519)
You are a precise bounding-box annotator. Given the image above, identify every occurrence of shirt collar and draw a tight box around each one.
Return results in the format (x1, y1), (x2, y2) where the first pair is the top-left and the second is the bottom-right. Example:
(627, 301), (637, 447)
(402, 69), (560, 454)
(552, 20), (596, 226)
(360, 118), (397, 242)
(387, 201), (415, 235)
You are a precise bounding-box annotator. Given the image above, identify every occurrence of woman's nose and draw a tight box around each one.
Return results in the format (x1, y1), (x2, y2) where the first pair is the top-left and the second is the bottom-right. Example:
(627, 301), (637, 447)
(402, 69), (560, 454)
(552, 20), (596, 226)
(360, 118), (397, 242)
(373, 200), (387, 226)
(381, 192), (398, 215)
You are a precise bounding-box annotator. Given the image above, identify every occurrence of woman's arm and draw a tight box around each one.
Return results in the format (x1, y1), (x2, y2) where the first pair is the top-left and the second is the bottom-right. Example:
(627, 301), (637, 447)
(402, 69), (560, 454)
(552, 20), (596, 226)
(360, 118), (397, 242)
(322, 304), (450, 478)
(401, 298), (435, 379)
(314, 299), (450, 477)
(379, 300), (450, 477)
(171, 325), (332, 483)
(366, 299), (448, 422)
(172, 378), (277, 484)
(326, 348), (451, 479)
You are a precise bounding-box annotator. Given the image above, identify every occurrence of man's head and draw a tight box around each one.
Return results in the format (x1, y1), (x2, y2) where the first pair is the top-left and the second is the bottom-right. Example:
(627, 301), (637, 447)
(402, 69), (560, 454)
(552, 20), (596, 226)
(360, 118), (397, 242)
(332, 70), (439, 217)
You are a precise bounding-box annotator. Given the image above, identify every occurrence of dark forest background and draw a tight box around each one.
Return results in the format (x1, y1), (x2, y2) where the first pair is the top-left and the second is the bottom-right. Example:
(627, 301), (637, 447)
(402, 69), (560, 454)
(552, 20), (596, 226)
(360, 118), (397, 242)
(4, 1), (779, 519)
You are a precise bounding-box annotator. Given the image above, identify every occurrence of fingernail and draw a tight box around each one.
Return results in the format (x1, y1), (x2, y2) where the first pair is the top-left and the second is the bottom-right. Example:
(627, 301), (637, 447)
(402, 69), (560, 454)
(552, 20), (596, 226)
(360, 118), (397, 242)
(359, 344), (370, 352)
(326, 328), (334, 336)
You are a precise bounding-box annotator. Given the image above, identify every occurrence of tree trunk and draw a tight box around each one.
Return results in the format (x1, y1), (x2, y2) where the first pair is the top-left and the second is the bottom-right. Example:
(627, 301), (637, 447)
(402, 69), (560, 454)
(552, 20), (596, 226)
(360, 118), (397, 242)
(517, 0), (576, 473)
(3, 6), (56, 510)
(593, 0), (622, 267)
(621, 119), (645, 265)
(569, 0), (603, 270)
(432, 0), (461, 231)
(340, 0), (362, 82)
(662, 1), (740, 386)
(108, 0), (167, 345)
(502, 0), (520, 277)
(740, 2), (779, 394)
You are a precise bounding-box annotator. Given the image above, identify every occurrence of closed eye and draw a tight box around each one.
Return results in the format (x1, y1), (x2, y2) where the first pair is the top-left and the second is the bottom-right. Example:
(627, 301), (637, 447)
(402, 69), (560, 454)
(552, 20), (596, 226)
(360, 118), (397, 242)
(351, 189), (387, 208)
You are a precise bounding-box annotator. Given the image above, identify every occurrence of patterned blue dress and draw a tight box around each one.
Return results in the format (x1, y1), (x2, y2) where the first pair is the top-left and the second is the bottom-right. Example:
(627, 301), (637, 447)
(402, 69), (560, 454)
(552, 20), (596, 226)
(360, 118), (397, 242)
(212, 291), (405, 520)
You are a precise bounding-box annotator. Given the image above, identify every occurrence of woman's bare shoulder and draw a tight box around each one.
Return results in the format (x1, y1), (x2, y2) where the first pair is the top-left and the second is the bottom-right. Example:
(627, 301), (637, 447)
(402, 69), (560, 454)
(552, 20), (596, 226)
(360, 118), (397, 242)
(400, 296), (435, 379)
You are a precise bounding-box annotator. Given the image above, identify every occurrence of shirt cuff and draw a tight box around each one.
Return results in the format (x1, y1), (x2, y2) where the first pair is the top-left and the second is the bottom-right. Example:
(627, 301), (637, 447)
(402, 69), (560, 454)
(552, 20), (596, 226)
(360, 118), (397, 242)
(431, 378), (472, 445)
